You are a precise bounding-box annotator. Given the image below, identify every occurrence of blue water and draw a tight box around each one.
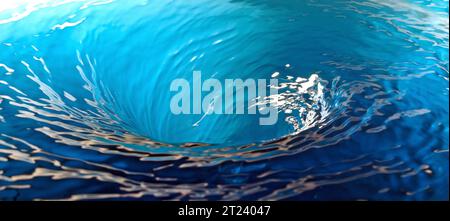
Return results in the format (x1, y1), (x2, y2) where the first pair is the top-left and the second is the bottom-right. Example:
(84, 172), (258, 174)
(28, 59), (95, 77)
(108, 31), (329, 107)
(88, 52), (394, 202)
(0, 0), (448, 200)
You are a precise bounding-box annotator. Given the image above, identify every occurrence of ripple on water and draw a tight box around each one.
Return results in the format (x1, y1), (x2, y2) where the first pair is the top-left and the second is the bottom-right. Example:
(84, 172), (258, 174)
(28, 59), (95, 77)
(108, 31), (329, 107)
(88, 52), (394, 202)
(0, 0), (448, 200)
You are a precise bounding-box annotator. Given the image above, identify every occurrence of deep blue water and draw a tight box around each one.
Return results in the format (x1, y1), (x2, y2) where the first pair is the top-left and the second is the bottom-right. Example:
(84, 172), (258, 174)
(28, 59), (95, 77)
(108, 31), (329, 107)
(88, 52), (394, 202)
(0, 0), (448, 200)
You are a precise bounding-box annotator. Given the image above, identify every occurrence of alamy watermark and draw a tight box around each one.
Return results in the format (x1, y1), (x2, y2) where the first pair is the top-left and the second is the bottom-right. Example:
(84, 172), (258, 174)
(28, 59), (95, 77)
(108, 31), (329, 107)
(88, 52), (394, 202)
(170, 71), (279, 125)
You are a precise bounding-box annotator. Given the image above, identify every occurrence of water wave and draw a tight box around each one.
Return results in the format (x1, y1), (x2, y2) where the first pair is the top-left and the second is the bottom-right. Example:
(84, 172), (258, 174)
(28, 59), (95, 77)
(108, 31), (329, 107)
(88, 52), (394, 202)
(0, 0), (448, 200)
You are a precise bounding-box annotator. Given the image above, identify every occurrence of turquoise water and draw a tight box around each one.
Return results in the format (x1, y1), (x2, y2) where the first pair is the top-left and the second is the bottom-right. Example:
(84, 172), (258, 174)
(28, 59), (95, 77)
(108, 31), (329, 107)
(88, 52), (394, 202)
(0, 0), (448, 200)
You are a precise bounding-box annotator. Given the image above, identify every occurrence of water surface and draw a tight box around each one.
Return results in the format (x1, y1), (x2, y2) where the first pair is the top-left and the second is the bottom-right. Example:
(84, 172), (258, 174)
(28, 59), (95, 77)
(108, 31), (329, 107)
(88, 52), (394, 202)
(0, 0), (448, 200)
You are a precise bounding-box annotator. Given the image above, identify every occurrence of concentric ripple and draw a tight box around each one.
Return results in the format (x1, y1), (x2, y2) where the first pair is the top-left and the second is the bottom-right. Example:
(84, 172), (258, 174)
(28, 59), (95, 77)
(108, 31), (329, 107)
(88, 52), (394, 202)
(0, 0), (448, 200)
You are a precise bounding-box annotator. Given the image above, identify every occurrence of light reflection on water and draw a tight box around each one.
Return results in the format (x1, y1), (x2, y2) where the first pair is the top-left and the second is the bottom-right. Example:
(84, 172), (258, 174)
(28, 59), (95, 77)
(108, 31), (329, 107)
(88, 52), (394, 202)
(0, 0), (448, 200)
